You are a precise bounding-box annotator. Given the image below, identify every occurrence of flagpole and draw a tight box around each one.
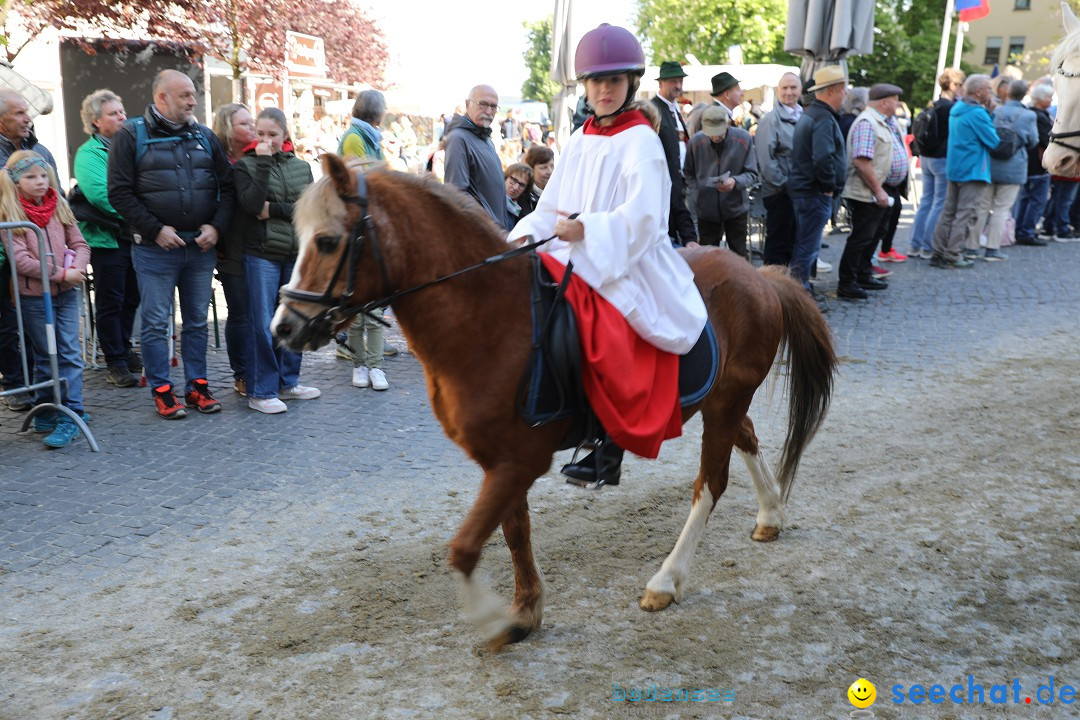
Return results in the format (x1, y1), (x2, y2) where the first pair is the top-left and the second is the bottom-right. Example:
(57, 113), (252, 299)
(933, 0), (955, 100)
(952, 20), (967, 69)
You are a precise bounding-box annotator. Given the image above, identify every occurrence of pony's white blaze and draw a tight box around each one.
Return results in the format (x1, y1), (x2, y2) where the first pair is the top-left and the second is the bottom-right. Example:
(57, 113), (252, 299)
(738, 448), (785, 530)
(269, 231), (312, 337)
(645, 493), (714, 601)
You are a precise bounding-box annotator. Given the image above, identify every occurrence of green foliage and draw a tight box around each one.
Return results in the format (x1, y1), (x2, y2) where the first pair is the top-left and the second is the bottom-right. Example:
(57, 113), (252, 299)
(522, 16), (560, 107)
(636, 0), (791, 65)
(848, 0), (978, 109)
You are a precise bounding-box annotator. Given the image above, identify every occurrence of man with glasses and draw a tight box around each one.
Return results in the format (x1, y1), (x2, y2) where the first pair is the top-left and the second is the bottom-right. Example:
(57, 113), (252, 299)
(443, 84), (507, 228)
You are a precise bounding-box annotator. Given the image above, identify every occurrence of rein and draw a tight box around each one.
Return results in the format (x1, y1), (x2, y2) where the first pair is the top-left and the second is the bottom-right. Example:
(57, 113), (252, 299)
(280, 170), (568, 335)
(1050, 60), (1080, 153)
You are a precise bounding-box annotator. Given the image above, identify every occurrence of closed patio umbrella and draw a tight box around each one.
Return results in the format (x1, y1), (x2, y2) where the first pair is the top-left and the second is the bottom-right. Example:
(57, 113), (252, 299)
(784, 0), (875, 87)
(549, 0), (577, 149)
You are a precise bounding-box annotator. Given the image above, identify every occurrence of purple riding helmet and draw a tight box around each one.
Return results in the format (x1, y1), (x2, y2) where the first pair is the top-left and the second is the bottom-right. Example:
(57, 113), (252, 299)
(574, 24), (646, 120)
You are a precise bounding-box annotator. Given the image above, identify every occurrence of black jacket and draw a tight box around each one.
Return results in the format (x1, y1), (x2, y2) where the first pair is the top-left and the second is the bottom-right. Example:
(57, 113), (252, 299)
(1028, 106), (1052, 178)
(107, 106), (235, 243)
(920, 97), (958, 159)
(788, 99), (847, 198)
(650, 95), (696, 245)
(442, 114), (507, 228)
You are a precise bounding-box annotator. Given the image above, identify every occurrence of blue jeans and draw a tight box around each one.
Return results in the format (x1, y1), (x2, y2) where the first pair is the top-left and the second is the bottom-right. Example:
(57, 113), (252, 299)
(19, 289), (84, 412)
(244, 255), (301, 399)
(1042, 180), (1079, 235)
(131, 242), (216, 392)
(1013, 175), (1051, 240)
(218, 271), (248, 382)
(909, 156), (948, 253)
(789, 193), (833, 291)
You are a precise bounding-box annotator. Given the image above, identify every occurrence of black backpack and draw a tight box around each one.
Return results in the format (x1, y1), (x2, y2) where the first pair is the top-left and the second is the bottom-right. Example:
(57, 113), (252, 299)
(910, 106), (939, 156)
(989, 126), (1021, 160)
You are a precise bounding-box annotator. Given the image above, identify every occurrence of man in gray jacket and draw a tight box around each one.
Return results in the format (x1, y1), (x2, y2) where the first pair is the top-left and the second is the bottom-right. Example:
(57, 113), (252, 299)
(684, 106), (758, 259)
(754, 72), (802, 265)
(443, 84), (507, 229)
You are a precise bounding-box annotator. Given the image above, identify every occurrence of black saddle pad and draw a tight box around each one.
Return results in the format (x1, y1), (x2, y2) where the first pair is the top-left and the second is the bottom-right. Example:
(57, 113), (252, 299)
(519, 253), (719, 447)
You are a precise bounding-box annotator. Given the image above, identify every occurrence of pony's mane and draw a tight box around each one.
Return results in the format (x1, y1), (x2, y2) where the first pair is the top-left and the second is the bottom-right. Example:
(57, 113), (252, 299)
(1052, 19), (1080, 70)
(295, 159), (506, 249)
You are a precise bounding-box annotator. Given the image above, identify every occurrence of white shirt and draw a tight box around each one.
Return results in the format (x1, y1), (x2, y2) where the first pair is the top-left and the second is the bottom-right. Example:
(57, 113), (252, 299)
(657, 94), (688, 168)
(510, 121), (707, 354)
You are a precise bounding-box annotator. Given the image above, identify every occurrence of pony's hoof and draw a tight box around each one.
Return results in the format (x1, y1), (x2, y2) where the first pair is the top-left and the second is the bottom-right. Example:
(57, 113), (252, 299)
(639, 589), (676, 612)
(486, 624), (532, 651)
(751, 525), (780, 542)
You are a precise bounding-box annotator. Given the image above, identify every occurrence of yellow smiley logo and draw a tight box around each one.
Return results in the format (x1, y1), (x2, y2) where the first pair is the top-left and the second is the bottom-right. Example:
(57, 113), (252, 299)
(847, 677), (876, 708)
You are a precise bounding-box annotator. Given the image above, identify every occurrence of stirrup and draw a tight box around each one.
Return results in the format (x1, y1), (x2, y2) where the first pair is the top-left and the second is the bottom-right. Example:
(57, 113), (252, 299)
(562, 438), (621, 490)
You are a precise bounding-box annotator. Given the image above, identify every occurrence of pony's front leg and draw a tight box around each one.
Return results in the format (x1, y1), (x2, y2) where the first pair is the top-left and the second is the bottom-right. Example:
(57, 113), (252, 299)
(448, 467), (534, 648)
(489, 498), (545, 649)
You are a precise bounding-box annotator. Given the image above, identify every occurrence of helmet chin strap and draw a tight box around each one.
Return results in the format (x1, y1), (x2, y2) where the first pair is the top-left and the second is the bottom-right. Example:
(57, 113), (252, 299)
(589, 92), (635, 122)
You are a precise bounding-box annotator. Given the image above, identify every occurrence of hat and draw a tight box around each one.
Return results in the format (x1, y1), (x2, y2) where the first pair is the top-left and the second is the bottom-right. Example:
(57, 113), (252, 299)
(710, 72), (740, 96)
(657, 61), (688, 80)
(701, 106), (730, 136)
(806, 65), (847, 92)
(869, 83), (903, 100)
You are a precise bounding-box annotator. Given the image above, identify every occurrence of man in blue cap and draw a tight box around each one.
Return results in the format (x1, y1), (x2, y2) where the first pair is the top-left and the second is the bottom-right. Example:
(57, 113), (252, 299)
(650, 61), (696, 245)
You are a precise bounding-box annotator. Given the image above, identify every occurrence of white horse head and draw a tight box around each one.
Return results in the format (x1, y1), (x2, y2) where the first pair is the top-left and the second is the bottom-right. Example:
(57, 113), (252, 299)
(1044, 2), (1080, 176)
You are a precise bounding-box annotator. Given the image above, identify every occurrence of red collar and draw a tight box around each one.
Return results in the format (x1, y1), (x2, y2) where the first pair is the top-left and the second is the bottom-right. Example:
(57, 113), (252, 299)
(241, 139), (295, 154)
(583, 110), (652, 136)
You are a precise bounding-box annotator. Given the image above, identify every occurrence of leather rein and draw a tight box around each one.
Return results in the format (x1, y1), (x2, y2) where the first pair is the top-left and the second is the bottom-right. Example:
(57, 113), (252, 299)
(1049, 59), (1080, 153)
(279, 171), (560, 336)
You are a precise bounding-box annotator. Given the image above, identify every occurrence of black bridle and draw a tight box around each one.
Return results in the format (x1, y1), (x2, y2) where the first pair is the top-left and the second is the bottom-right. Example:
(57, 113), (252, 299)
(1049, 59), (1080, 153)
(279, 171), (562, 339)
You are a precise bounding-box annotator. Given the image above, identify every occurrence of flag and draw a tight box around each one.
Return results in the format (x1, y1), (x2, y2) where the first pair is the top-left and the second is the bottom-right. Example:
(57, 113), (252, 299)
(956, 0), (990, 21)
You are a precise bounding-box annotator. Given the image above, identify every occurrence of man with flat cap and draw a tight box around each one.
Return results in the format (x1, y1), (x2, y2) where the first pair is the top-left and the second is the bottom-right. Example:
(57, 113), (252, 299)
(838, 82), (908, 299)
(684, 105), (758, 259)
(788, 65), (847, 298)
(651, 61), (695, 245)
(710, 72), (743, 120)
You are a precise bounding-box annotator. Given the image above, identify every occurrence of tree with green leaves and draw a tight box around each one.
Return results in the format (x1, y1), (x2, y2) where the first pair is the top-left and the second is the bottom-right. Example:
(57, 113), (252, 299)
(636, 0), (791, 65)
(521, 16), (560, 108)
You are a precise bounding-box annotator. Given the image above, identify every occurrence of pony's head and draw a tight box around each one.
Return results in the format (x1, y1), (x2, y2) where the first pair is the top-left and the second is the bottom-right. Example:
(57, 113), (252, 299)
(272, 153), (382, 351)
(1045, 2), (1080, 176)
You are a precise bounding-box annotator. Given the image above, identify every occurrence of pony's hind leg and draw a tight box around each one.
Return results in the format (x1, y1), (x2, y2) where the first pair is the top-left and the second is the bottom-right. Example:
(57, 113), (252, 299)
(735, 415), (785, 542)
(641, 406), (740, 612)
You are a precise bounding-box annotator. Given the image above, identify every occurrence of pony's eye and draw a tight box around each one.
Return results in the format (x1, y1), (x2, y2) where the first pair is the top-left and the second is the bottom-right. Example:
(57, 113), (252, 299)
(315, 235), (342, 253)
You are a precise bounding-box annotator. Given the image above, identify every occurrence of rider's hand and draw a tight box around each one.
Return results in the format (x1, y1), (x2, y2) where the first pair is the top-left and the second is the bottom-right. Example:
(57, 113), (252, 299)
(554, 218), (584, 243)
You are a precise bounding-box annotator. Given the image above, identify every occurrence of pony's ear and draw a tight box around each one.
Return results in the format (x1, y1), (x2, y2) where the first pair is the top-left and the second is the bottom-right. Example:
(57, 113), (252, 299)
(1065, 1), (1080, 34)
(322, 153), (355, 196)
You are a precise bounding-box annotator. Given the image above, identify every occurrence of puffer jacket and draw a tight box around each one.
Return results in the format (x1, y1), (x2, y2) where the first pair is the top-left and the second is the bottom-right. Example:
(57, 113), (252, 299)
(4, 214), (89, 296)
(107, 106), (235, 243)
(232, 141), (313, 263)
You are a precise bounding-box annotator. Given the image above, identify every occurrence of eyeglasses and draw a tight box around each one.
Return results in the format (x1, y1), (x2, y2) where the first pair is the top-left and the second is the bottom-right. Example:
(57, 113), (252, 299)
(471, 100), (499, 112)
(507, 177), (527, 188)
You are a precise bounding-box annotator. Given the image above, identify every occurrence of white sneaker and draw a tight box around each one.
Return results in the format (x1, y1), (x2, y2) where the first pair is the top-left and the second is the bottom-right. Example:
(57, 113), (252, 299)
(352, 366), (369, 388)
(816, 258), (833, 273)
(369, 368), (389, 391)
(280, 384), (321, 400)
(248, 397), (287, 414)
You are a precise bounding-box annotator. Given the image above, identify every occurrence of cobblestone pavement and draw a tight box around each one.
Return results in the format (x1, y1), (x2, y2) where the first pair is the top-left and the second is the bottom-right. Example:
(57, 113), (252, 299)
(1, 212), (1078, 585)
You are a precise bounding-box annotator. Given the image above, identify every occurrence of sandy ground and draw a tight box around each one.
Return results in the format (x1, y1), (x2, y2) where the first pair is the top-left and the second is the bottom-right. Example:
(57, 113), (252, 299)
(1, 327), (1078, 719)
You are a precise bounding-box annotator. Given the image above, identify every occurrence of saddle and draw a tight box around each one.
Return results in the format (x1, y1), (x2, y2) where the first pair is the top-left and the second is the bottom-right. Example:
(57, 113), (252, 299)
(517, 253), (719, 451)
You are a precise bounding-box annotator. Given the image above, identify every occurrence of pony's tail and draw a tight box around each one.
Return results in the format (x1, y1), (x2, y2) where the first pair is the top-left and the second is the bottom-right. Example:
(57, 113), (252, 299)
(759, 266), (836, 503)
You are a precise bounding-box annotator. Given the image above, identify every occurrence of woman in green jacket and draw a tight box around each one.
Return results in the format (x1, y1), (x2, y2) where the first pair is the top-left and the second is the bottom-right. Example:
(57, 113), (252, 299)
(236, 108), (319, 414)
(73, 89), (141, 388)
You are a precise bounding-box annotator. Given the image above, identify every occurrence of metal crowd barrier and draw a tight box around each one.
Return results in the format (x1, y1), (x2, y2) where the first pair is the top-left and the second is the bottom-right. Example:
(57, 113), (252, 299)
(0, 220), (100, 452)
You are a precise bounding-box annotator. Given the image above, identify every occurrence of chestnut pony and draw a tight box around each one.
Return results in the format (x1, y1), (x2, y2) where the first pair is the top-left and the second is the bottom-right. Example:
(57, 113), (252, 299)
(272, 154), (836, 649)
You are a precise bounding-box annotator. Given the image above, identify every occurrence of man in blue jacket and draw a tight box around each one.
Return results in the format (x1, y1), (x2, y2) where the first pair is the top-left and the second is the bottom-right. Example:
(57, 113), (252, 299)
(930, 75), (999, 269)
(443, 84), (507, 229)
(788, 66), (848, 295)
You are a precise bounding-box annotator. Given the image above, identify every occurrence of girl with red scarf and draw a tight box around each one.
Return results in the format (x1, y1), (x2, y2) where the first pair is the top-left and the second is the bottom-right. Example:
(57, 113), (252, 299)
(0, 151), (91, 448)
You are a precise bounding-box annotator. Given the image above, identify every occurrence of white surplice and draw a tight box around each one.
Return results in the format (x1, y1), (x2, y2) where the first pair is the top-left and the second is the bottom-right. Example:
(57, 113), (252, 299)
(510, 120), (707, 355)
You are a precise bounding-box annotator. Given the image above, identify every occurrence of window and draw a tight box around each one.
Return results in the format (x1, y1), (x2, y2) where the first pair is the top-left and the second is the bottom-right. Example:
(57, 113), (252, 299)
(984, 37), (1002, 65)
(1008, 36), (1026, 59)
(1014, 0), (1030, 9)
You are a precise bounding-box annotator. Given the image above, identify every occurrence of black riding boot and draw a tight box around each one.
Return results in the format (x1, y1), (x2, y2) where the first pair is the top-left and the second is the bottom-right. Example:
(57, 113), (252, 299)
(562, 436), (625, 488)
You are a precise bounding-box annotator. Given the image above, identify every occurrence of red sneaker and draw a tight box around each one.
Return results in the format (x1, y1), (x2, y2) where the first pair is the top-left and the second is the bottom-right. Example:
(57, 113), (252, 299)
(871, 265), (893, 279)
(184, 379), (222, 414)
(153, 384), (187, 420)
(879, 249), (908, 262)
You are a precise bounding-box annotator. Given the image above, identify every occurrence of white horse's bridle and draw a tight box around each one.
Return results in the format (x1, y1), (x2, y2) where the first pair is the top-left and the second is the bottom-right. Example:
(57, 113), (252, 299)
(1050, 60), (1080, 153)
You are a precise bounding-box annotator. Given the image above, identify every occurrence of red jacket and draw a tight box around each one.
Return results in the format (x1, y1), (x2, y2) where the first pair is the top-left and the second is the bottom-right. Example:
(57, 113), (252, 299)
(4, 214), (90, 296)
